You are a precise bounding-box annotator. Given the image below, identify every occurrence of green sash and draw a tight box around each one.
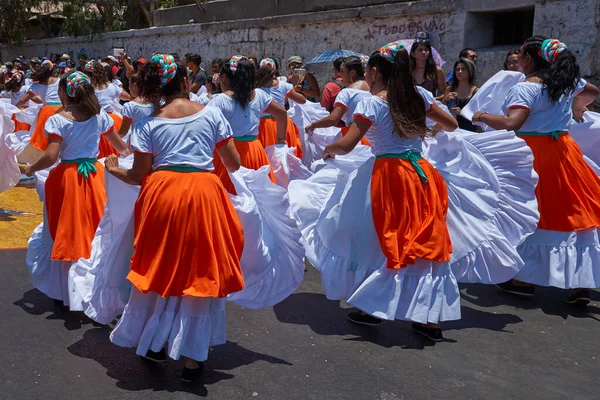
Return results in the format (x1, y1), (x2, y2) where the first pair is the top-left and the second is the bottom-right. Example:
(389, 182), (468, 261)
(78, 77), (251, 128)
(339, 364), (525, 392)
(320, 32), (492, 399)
(376, 150), (428, 183)
(156, 165), (208, 173)
(61, 158), (98, 179)
(516, 131), (567, 140)
(234, 135), (258, 142)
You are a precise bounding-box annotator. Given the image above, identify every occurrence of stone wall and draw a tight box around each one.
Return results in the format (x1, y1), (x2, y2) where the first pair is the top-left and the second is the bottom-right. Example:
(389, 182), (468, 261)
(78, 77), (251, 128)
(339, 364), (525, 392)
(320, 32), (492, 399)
(1, 0), (598, 88)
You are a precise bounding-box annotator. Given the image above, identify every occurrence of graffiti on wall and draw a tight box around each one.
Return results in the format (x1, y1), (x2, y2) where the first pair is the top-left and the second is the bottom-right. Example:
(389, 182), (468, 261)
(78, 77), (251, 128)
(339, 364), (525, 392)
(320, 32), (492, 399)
(364, 16), (447, 40)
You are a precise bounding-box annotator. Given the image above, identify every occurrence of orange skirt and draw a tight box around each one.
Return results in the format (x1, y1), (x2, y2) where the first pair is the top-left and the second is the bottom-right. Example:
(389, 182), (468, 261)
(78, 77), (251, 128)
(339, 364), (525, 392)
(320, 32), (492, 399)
(519, 134), (600, 231)
(341, 125), (371, 146)
(128, 170), (245, 298)
(371, 158), (452, 269)
(11, 114), (31, 132)
(213, 138), (276, 194)
(98, 113), (122, 158)
(45, 162), (106, 261)
(30, 105), (62, 151)
(258, 117), (303, 159)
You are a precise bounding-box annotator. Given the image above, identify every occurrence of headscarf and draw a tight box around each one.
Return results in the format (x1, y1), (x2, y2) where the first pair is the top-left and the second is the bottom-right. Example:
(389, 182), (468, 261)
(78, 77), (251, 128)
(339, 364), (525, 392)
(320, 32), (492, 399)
(85, 60), (94, 72)
(540, 39), (567, 64)
(360, 55), (370, 70)
(41, 60), (54, 69)
(212, 73), (220, 85)
(5, 70), (24, 84)
(378, 41), (404, 63)
(66, 71), (91, 97)
(150, 54), (178, 86)
(259, 57), (276, 71)
(228, 55), (247, 74)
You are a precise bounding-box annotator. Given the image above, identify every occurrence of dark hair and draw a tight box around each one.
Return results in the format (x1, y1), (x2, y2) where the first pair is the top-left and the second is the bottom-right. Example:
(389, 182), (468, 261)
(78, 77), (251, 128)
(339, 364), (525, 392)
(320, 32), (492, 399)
(31, 63), (53, 83)
(342, 56), (365, 79)
(90, 61), (110, 87)
(5, 73), (25, 91)
(410, 41), (438, 82)
(523, 36), (580, 104)
(249, 56), (259, 67)
(169, 53), (180, 62)
(184, 53), (202, 66)
(104, 63), (115, 81)
(129, 72), (141, 86)
(449, 58), (476, 91)
(459, 48), (476, 59)
(368, 49), (428, 140)
(140, 60), (187, 106)
(333, 56), (345, 72)
(504, 49), (520, 70)
(221, 58), (255, 108)
(58, 76), (101, 116)
(256, 64), (276, 88)
(212, 58), (224, 68)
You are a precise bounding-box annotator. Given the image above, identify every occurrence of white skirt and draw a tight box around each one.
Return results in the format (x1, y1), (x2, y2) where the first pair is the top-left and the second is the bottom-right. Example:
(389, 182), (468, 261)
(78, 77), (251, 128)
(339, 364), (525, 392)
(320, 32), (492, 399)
(68, 156), (138, 324)
(109, 287), (226, 361)
(515, 227), (600, 288)
(264, 144), (313, 189)
(0, 102), (20, 193)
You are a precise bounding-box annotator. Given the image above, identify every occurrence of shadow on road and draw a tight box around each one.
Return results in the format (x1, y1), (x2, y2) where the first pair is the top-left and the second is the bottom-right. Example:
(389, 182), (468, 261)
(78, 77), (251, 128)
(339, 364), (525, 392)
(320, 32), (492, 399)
(13, 288), (99, 330)
(67, 327), (292, 397)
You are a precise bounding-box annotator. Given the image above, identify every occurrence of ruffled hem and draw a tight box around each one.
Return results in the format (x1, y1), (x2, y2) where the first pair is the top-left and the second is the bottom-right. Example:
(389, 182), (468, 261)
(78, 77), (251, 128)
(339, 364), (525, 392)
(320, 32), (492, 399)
(515, 227), (600, 288)
(26, 221), (80, 307)
(348, 260), (461, 324)
(109, 288), (226, 361)
(226, 166), (305, 310)
(0, 105), (20, 193)
(264, 144), (313, 189)
(424, 130), (540, 284)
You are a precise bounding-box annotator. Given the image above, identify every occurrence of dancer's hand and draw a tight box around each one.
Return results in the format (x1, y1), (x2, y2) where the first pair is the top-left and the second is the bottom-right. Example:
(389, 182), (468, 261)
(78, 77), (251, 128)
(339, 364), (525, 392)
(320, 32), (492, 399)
(104, 154), (119, 172)
(19, 165), (32, 176)
(322, 145), (335, 160)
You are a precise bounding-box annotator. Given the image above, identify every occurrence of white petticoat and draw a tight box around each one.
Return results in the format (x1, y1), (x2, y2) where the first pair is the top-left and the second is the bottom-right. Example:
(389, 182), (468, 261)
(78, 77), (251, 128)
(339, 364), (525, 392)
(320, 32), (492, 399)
(515, 228), (600, 289)
(68, 156), (137, 323)
(109, 287), (226, 361)
(264, 144), (313, 189)
(26, 210), (82, 307)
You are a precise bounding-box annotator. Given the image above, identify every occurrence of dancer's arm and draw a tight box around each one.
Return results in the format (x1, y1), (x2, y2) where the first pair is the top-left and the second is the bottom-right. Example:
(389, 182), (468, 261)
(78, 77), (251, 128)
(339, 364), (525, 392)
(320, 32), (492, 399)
(305, 106), (345, 132)
(104, 129), (130, 156)
(473, 108), (529, 131)
(217, 140), (241, 172)
(573, 83), (599, 120)
(322, 118), (370, 159)
(20, 139), (61, 176)
(105, 152), (152, 186)
(265, 101), (288, 144)
(427, 102), (458, 132)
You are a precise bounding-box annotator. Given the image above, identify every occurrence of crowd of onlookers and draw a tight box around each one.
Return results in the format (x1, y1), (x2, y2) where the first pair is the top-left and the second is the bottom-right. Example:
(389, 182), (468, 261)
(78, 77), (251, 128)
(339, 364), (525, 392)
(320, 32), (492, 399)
(1, 31), (523, 133)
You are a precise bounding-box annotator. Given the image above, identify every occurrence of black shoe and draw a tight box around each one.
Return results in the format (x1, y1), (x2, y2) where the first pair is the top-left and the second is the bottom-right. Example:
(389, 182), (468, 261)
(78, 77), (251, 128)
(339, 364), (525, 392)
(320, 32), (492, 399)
(181, 363), (204, 383)
(496, 281), (535, 297)
(347, 311), (381, 326)
(566, 290), (591, 307)
(412, 323), (443, 342)
(142, 348), (167, 363)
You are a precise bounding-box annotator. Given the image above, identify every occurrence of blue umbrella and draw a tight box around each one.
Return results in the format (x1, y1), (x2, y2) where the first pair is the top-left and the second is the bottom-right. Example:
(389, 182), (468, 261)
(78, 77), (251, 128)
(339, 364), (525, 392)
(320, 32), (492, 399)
(306, 50), (362, 65)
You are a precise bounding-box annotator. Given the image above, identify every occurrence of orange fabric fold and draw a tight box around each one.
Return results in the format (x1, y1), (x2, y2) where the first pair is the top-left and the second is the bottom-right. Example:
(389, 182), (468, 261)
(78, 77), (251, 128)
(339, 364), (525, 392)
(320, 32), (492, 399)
(30, 105), (62, 151)
(257, 116), (303, 159)
(127, 170), (245, 298)
(45, 162), (106, 261)
(98, 113), (122, 158)
(341, 125), (371, 146)
(370, 158), (452, 269)
(213, 138), (276, 194)
(518, 134), (600, 231)
(11, 114), (30, 133)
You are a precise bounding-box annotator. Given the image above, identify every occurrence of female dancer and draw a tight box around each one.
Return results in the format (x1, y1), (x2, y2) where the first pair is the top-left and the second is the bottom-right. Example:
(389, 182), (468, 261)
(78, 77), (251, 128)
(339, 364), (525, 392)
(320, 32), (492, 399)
(105, 54), (245, 383)
(1, 70), (29, 105)
(442, 58), (478, 131)
(195, 73), (221, 105)
(410, 33), (446, 97)
(256, 57), (305, 156)
(22, 72), (128, 306)
(473, 37), (600, 305)
(89, 60), (131, 156)
(17, 61), (62, 151)
(210, 56), (288, 193)
(304, 55), (372, 146)
(118, 73), (154, 138)
(291, 42), (459, 342)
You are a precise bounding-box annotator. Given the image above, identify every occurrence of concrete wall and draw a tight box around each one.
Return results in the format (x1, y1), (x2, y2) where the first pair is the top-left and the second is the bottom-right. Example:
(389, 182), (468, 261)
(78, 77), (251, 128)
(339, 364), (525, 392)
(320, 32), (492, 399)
(1, 0), (598, 88)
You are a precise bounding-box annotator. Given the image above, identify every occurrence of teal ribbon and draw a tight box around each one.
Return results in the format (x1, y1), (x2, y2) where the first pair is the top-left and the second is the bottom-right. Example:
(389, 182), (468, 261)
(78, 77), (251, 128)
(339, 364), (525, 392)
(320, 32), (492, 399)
(156, 165), (208, 173)
(61, 158), (98, 179)
(516, 130), (567, 140)
(234, 135), (258, 142)
(261, 115), (275, 119)
(376, 151), (428, 183)
(47, 102), (63, 106)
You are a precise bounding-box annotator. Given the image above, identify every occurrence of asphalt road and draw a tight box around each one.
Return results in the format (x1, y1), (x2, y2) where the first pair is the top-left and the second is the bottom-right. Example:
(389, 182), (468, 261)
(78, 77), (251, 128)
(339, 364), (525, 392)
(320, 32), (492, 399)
(1, 249), (599, 399)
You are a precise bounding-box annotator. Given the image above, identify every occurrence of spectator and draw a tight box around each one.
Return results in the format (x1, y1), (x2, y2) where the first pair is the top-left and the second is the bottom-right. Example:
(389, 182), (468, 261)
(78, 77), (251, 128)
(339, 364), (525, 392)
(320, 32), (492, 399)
(504, 49), (520, 72)
(446, 48), (478, 83)
(183, 52), (208, 95)
(320, 56), (346, 112)
(442, 58), (478, 131)
(287, 56), (320, 102)
(211, 58), (224, 73)
(103, 55), (119, 75)
(410, 31), (447, 97)
(77, 54), (88, 72)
